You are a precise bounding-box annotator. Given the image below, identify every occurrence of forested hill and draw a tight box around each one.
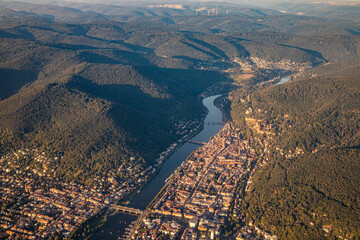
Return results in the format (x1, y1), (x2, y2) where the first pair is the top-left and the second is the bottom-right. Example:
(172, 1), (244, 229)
(0, 35), (228, 184)
(0, 14), (230, 185)
(0, 1), (360, 187)
(230, 62), (360, 239)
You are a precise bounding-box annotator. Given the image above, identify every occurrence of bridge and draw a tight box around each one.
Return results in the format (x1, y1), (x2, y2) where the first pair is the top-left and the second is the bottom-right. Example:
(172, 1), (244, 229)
(110, 204), (143, 215)
(187, 140), (207, 145)
(204, 122), (224, 125)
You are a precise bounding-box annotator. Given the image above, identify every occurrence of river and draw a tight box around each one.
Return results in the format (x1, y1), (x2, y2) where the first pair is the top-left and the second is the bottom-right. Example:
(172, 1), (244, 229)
(276, 76), (290, 85)
(90, 95), (224, 240)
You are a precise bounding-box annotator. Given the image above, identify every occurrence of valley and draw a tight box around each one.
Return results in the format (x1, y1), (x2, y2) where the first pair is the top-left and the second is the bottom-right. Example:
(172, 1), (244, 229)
(0, 1), (360, 239)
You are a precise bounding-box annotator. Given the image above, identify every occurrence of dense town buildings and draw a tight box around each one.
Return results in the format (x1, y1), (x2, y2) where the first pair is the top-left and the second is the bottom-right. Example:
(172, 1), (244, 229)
(0, 117), (204, 239)
(0, 148), (155, 239)
(132, 122), (277, 240)
(1, 118), (278, 239)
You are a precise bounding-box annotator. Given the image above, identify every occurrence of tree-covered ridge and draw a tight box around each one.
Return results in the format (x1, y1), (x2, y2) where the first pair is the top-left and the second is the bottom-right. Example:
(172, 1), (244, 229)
(0, 60), (225, 186)
(0, 19), (231, 187)
(0, 2), (360, 190)
(245, 148), (360, 239)
(0, 83), (141, 184)
(230, 63), (360, 239)
(231, 65), (360, 152)
(2, 5), (360, 66)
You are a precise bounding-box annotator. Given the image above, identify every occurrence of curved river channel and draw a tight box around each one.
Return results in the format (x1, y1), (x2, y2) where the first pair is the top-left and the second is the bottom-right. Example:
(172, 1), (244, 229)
(90, 76), (290, 240)
(90, 95), (224, 240)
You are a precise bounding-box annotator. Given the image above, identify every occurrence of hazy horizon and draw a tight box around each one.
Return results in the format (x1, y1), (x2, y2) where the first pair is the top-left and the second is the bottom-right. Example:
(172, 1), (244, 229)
(1, 0), (360, 6)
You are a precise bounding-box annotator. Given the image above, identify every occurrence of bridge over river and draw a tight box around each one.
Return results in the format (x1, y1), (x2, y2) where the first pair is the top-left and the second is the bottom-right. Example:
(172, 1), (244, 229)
(187, 140), (207, 145)
(110, 204), (143, 215)
(91, 95), (224, 240)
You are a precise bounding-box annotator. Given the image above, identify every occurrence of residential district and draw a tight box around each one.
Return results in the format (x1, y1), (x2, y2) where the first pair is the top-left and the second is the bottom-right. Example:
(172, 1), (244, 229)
(0, 118), (204, 239)
(131, 122), (278, 240)
(0, 115), (284, 240)
(0, 147), (156, 239)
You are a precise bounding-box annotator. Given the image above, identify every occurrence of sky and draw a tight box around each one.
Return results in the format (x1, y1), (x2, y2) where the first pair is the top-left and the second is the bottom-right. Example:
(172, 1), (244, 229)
(2, 0), (360, 10)
(5, 0), (360, 4)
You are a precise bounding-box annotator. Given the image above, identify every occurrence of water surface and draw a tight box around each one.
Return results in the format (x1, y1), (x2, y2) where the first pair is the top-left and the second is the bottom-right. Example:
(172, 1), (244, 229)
(90, 95), (224, 240)
(276, 76), (290, 85)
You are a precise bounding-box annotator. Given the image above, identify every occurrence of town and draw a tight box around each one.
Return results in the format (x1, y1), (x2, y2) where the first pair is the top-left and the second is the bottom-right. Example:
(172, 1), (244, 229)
(0, 148), (157, 239)
(0, 108), (284, 240)
(0, 116), (207, 239)
(131, 122), (278, 240)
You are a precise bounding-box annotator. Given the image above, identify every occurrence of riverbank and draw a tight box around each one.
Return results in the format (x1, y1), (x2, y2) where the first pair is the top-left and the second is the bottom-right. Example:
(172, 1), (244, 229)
(129, 73), (296, 239)
(115, 74), (288, 207)
(115, 114), (207, 206)
(129, 121), (272, 240)
(115, 97), (216, 206)
(127, 95), (224, 210)
(72, 94), (226, 240)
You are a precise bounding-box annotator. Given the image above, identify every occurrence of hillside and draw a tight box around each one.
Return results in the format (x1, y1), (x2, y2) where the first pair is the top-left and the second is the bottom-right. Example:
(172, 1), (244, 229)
(0, 1), (360, 239)
(0, 0), (359, 192)
(0, 17), (230, 186)
(273, 2), (360, 22)
(230, 62), (360, 239)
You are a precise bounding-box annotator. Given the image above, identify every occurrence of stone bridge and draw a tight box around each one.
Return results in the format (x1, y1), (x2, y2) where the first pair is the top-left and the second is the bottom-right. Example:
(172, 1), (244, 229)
(110, 204), (143, 215)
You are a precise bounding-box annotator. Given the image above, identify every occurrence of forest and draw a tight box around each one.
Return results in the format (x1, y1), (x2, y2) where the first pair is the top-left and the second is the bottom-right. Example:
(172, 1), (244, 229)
(230, 62), (360, 239)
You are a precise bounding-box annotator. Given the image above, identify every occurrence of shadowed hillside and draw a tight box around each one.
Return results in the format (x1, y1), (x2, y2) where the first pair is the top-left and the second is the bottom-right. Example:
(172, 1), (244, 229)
(0, 1), (359, 192)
